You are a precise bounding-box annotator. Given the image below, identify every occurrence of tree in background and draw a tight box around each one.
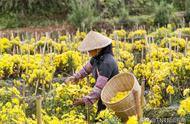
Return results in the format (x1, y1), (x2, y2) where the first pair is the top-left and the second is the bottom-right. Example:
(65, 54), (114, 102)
(0, 0), (71, 28)
(96, 0), (126, 18)
(185, 0), (190, 22)
(0, 0), (188, 29)
(172, 0), (185, 11)
(98, 0), (129, 23)
(153, 0), (185, 11)
(67, 0), (99, 30)
(126, 0), (155, 15)
(0, 0), (70, 15)
(154, 1), (176, 26)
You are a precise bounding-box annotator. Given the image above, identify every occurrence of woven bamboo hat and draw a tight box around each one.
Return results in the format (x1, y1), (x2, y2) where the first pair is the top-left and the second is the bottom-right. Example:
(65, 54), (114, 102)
(78, 31), (112, 52)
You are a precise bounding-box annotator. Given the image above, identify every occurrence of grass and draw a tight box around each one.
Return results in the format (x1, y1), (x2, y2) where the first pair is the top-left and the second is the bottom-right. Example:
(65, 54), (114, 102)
(0, 13), (66, 30)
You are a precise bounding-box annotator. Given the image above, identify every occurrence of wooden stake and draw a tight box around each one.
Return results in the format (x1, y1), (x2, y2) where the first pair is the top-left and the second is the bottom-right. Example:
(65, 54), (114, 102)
(169, 40), (172, 62)
(35, 80), (39, 95)
(169, 40), (172, 104)
(184, 37), (188, 56)
(152, 37), (154, 44)
(23, 80), (26, 114)
(13, 45), (15, 55)
(141, 47), (144, 64)
(35, 32), (38, 42)
(177, 46), (179, 53)
(11, 32), (14, 39)
(140, 79), (145, 119)
(16, 46), (19, 54)
(40, 46), (42, 54)
(42, 78), (45, 100)
(21, 32), (24, 42)
(36, 95), (42, 124)
(124, 36), (126, 43)
(58, 31), (61, 43)
(132, 37), (134, 44)
(114, 32), (119, 63)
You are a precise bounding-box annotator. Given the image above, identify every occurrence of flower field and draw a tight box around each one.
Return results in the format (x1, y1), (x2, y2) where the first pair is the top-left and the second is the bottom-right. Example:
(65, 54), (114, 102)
(0, 26), (190, 124)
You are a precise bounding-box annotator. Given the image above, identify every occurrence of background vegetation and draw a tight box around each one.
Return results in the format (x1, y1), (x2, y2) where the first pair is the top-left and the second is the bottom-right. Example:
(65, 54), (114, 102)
(0, 0), (189, 30)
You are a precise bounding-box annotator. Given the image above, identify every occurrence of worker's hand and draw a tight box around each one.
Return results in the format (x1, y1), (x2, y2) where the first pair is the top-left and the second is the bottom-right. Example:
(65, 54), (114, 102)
(73, 98), (85, 106)
(62, 76), (76, 85)
(66, 76), (76, 82)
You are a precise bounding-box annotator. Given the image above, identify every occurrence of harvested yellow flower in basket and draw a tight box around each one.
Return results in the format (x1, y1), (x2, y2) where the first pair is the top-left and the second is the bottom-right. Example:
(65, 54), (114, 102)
(101, 72), (142, 121)
(110, 91), (130, 103)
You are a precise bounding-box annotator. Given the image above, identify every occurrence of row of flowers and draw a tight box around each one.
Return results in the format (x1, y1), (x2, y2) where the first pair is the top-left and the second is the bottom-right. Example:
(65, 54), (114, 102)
(0, 27), (190, 123)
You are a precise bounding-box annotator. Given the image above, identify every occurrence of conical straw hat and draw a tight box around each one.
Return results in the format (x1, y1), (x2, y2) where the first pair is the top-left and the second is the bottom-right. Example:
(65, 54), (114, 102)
(78, 31), (112, 52)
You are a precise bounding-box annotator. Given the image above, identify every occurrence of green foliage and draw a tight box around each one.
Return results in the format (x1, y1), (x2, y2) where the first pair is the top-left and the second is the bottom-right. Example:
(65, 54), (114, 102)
(0, 0), (70, 15)
(0, 13), (65, 29)
(0, 0), (70, 29)
(127, 0), (155, 15)
(172, 0), (185, 11)
(0, 0), (188, 29)
(154, 1), (176, 26)
(0, 13), (19, 29)
(118, 1), (129, 21)
(185, 0), (190, 22)
(97, 0), (125, 18)
(67, 0), (99, 29)
(154, 0), (185, 11)
(94, 0), (129, 28)
(123, 15), (154, 28)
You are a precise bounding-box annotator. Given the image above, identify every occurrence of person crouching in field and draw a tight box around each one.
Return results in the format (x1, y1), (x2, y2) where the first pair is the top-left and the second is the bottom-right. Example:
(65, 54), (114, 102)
(64, 31), (119, 116)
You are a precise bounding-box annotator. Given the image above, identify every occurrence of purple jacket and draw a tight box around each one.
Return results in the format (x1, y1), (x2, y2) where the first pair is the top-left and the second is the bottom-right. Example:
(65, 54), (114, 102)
(73, 53), (119, 105)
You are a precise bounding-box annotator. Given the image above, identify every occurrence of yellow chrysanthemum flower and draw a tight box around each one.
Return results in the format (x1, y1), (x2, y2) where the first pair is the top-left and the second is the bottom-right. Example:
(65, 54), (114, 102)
(126, 115), (138, 124)
(166, 85), (175, 95)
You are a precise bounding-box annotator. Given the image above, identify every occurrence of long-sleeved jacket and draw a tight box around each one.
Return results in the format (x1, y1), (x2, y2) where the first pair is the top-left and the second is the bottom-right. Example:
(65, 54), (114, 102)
(73, 53), (119, 105)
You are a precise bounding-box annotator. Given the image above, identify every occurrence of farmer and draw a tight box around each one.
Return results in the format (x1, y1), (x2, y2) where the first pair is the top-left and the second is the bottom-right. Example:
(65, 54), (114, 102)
(64, 31), (119, 115)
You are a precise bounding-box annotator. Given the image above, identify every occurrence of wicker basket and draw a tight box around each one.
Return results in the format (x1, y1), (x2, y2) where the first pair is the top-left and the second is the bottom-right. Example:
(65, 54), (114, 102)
(101, 72), (141, 121)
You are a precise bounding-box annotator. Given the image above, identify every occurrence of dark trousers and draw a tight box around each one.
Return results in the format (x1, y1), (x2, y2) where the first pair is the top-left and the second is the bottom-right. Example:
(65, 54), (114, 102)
(96, 98), (106, 116)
